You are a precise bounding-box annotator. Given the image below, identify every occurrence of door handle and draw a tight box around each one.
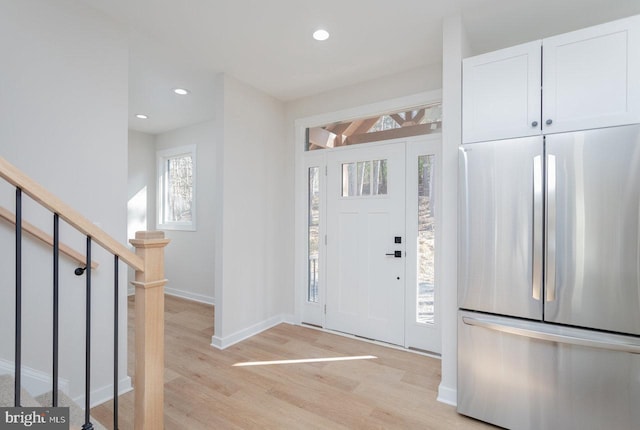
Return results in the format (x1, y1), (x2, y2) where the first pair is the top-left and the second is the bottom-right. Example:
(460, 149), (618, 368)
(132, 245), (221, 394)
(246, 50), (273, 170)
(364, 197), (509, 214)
(462, 315), (640, 354)
(385, 251), (402, 258)
(532, 155), (543, 300)
(546, 154), (557, 302)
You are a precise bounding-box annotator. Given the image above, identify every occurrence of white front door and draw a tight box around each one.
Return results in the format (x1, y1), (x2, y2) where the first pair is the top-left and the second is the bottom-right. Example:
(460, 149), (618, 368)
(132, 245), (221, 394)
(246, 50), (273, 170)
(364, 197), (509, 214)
(325, 142), (406, 346)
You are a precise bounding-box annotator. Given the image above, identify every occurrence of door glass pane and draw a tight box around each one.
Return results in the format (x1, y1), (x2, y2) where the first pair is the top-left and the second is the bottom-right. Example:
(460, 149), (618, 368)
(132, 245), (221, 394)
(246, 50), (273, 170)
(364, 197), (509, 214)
(417, 155), (435, 324)
(357, 161), (371, 195)
(342, 162), (356, 196)
(308, 167), (320, 303)
(342, 159), (388, 197)
(372, 159), (387, 195)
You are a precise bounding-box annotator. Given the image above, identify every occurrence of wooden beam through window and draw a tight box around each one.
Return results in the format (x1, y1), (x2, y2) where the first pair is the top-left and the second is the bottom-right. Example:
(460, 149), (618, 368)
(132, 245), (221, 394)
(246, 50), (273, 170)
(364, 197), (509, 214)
(390, 113), (405, 127)
(309, 127), (338, 149)
(352, 117), (380, 136)
(410, 109), (425, 125)
(344, 122), (442, 146)
(307, 103), (441, 151)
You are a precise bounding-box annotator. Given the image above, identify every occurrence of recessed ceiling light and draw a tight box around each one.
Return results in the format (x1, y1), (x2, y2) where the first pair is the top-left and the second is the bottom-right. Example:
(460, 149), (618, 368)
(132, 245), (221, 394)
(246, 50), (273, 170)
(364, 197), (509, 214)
(135, 114), (148, 119)
(173, 88), (190, 95)
(313, 29), (330, 41)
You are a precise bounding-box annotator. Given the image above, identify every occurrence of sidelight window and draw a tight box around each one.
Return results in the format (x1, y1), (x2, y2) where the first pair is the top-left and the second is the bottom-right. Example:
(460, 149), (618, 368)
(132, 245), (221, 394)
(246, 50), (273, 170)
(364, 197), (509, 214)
(417, 154), (435, 325)
(308, 167), (320, 303)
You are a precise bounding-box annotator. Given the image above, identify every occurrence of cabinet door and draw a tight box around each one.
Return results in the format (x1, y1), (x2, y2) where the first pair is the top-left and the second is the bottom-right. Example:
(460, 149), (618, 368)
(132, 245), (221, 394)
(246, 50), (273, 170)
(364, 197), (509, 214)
(462, 40), (541, 143)
(542, 15), (640, 134)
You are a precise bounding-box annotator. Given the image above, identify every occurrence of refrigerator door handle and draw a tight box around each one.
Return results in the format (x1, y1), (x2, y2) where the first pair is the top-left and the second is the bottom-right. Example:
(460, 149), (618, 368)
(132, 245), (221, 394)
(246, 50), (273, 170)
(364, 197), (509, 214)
(546, 154), (557, 302)
(462, 315), (640, 354)
(532, 155), (543, 300)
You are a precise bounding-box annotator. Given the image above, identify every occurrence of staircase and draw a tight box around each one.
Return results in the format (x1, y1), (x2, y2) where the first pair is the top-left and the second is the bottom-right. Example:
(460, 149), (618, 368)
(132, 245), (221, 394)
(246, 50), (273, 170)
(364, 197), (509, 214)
(0, 375), (107, 430)
(0, 156), (169, 429)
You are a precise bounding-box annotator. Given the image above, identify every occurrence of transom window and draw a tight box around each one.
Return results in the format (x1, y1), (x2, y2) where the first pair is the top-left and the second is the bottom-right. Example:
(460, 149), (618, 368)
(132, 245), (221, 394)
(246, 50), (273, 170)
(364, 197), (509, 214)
(306, 102), (442, 151)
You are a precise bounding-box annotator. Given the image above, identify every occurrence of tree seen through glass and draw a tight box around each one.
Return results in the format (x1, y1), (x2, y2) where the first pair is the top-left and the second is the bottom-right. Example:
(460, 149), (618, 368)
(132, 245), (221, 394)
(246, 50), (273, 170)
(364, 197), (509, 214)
(417, 154), (435, 325)
(166, 155), (193, 223)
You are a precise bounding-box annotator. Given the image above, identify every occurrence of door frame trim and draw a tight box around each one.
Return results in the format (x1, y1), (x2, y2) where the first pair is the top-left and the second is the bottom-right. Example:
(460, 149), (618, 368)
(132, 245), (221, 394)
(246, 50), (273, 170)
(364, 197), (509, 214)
(293, 89), (442, 328)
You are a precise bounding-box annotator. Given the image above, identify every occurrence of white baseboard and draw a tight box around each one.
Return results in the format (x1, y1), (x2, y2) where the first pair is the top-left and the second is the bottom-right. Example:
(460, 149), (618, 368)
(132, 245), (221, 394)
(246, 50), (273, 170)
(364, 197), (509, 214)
(0, 358), (70, 398)
(164, 287), (215, 305)
(211, 314), (293, 350)
(437, 383), (457, 407)
(73, 376), (133, 409)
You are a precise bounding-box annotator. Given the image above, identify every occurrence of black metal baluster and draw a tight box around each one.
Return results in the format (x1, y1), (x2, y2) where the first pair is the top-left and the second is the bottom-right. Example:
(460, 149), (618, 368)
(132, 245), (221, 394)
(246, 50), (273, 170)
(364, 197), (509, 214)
(82, 236), (94, 430)
(53, 214), (60, 407)
(14, 188), (22, 407)
(113, 255), (119, 430)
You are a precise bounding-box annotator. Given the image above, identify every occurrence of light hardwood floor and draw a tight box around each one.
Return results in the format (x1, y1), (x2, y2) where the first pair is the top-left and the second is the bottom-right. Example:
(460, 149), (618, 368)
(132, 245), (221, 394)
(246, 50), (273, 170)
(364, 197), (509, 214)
(92, 296), (496, 429)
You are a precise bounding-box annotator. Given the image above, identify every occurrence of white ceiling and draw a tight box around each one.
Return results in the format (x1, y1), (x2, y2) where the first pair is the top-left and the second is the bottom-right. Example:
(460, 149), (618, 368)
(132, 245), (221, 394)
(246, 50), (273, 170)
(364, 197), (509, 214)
(80, 0), (640, 135)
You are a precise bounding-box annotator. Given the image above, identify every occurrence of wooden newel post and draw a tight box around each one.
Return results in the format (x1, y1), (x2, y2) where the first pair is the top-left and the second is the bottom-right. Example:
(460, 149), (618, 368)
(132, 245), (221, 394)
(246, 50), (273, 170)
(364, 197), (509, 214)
(130, 231), (170, 430)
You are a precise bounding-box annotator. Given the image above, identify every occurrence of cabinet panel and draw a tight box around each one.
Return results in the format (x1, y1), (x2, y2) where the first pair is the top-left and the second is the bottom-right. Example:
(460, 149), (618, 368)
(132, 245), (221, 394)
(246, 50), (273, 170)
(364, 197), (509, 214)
(543, 15), (640, 134)
(462, 40), (541, 143)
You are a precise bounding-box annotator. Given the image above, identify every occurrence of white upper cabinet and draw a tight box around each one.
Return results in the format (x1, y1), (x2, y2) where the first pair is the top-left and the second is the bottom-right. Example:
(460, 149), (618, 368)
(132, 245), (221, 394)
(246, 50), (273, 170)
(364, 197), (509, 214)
(543, 15), (640, 134)
(463, 14), (640, 143)
(462, 40), (542, 143)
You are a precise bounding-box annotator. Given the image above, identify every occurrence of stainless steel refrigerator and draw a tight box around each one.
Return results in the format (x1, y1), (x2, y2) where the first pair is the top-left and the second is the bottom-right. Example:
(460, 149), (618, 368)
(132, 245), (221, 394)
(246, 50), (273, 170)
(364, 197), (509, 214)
(457, 124), (640, 430)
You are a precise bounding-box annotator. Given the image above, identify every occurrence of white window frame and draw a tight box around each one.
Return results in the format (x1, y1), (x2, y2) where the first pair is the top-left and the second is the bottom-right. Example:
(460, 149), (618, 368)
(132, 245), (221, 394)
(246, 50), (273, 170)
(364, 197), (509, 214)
(156, 144), (197, 231)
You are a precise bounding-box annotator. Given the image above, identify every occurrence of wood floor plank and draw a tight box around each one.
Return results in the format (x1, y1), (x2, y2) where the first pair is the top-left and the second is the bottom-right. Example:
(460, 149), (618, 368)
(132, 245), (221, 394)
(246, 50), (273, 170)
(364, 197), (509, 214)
(92, 295), (496, 429)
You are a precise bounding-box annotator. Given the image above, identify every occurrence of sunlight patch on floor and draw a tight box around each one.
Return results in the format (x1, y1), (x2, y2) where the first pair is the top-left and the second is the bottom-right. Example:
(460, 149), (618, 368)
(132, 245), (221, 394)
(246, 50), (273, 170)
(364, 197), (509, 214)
(233, 355), (377, 367)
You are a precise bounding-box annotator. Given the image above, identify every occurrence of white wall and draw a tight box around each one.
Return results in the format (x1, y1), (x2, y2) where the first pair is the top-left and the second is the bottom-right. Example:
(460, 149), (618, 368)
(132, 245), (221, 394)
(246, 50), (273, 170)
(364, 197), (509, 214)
(127, 130), (156, 291)
(212, 74), (289, 347)
(155, 120), (217, 304)
(439, 14), (470, 406)
(127, 124), (218, 304)
(0, 0), (130, 403)
(128, 130), (156, 239)
(285, 65), (442, 121)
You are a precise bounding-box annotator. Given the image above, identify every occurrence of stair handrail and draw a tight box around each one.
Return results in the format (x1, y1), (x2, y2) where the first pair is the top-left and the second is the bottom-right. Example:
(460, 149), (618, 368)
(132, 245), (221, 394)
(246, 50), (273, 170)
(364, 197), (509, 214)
(0, 154), (167, 430)
(0, 156), (143, 272)
(0, 206), (99, 269)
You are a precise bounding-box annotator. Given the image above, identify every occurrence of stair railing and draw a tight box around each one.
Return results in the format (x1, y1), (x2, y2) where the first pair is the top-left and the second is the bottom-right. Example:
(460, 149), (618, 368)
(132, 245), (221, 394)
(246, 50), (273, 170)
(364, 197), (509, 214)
(0, 156), (168, 430)
(0, 205), (100, 270)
